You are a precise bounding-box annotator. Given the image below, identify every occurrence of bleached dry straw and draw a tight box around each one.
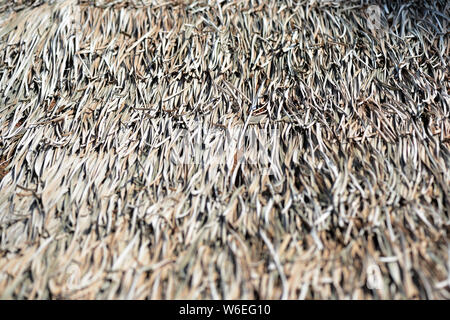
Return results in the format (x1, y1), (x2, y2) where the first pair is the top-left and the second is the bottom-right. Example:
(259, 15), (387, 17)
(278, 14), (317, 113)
(0, 0), (449, 299)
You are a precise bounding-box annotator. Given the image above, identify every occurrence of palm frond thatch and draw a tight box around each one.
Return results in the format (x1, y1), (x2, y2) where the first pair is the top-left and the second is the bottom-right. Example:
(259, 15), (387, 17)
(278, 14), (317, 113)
(0, 0), (449, 299)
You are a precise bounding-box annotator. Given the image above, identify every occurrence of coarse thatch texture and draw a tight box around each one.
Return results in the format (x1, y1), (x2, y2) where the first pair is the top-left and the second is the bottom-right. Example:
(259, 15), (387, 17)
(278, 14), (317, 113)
(0, 0), (449, 299)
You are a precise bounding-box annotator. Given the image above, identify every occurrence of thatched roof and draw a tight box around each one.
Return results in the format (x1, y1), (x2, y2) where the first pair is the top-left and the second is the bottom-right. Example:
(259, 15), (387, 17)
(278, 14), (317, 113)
(0, 0), (449, 299)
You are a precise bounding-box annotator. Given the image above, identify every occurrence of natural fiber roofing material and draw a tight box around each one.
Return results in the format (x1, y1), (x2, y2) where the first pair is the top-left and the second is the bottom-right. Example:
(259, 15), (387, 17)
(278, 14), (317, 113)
(0, 0), (449, 299)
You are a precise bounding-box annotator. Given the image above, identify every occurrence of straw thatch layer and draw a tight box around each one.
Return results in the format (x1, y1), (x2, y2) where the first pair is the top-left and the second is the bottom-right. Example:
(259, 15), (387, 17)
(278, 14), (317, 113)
(0, 0), (449, 299)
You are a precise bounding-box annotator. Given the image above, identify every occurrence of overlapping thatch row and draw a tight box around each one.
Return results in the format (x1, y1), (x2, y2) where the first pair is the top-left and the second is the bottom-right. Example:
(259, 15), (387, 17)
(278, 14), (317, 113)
(0, 0), (449, 299)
